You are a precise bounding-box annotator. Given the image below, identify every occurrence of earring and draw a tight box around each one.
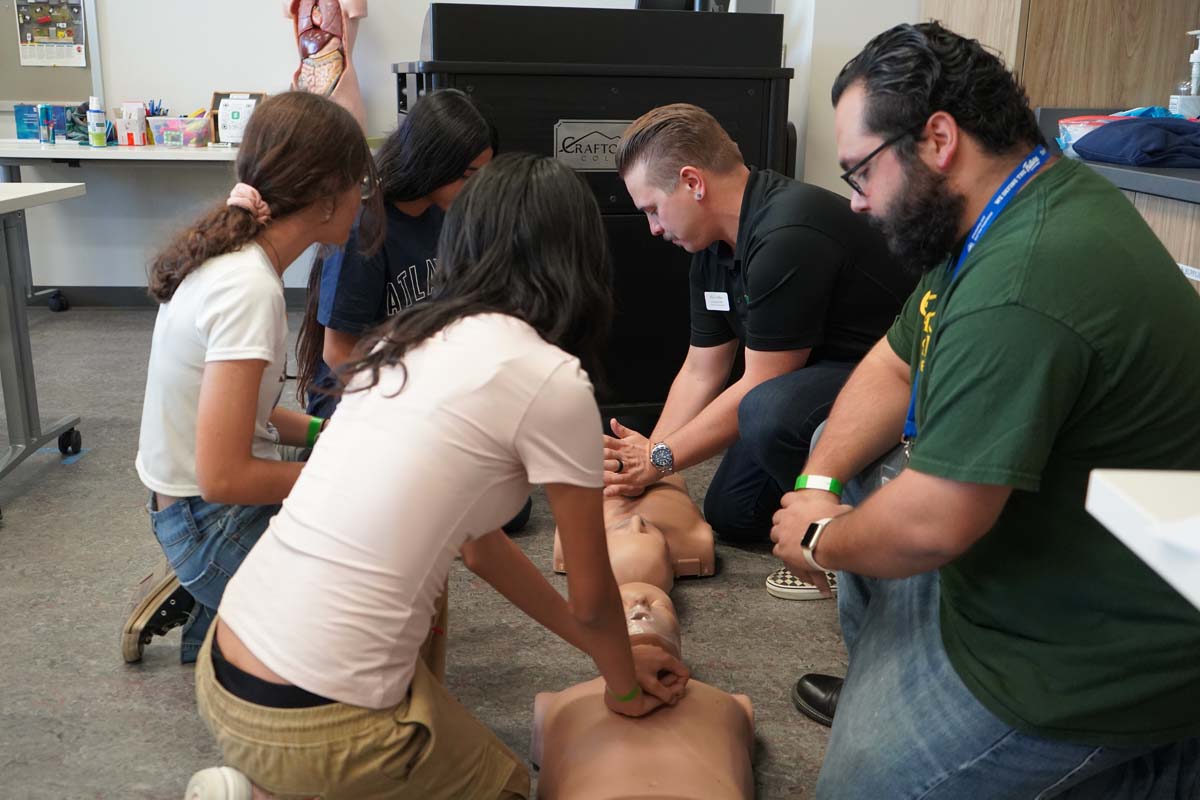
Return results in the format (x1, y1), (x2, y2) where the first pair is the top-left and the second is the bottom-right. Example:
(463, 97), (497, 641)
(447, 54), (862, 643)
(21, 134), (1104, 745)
(694, 192), (703, 201)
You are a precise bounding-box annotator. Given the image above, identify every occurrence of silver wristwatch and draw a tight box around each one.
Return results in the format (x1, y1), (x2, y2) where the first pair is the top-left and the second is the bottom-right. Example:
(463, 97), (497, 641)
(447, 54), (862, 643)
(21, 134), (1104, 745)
(649, 441), (675, 475)
(801, 517), (835, 571)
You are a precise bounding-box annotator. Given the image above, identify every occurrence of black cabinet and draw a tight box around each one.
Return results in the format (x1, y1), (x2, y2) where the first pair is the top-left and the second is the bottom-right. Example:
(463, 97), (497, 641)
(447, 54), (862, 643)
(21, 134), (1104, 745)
(395, 3), (793, 415)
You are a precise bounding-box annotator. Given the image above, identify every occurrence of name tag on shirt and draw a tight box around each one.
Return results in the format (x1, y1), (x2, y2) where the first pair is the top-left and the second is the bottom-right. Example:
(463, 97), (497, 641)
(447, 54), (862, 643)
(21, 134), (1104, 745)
(704, 291), (730, 311)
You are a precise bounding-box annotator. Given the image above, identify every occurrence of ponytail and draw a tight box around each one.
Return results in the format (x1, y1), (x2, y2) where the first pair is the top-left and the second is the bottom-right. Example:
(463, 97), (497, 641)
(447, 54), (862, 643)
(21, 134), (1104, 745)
(147, 205), (264, 303)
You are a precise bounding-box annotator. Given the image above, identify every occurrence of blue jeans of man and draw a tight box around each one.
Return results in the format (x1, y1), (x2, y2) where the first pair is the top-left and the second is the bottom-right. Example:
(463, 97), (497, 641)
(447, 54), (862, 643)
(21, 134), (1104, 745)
(148, 496), (278, 664)
(703, 361), (855, 542)
(818, 431), (1200, 799)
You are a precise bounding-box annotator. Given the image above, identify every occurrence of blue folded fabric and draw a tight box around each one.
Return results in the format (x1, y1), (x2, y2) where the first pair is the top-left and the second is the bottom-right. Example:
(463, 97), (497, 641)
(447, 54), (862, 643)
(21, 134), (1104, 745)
(1115, 106), (1184, 119)
(1073, 118), (1200, 168)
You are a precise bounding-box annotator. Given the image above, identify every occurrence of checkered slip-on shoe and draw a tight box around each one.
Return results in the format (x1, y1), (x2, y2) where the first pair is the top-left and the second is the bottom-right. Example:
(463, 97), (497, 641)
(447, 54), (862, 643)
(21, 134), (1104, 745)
(120, 555), (195, 663)
(185, 767), (253, 800)
(765, 566), (838, 600)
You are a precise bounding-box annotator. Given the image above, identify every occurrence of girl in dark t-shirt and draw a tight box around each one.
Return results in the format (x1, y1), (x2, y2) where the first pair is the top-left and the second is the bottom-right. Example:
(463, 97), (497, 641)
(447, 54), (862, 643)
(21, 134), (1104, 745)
(296, 88), (496, 420)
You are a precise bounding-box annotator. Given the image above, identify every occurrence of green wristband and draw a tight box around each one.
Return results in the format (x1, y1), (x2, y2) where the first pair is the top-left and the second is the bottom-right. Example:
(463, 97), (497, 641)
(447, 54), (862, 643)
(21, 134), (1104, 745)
(306, 416), (324, 448)
(794, 474), (843, 497)
(607, 683), (642, 703)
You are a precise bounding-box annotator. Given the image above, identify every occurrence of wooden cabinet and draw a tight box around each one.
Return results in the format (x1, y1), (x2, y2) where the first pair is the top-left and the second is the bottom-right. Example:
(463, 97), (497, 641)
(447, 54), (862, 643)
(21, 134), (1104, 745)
(1124, 191), (1200, 295)
(922, 0), (1200, 110)
(921, 1), (1030, 75)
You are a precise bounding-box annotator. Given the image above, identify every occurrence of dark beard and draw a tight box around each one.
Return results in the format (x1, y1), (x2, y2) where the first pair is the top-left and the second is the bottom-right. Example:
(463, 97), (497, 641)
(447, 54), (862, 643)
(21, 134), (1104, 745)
(870, 157), (966, 275)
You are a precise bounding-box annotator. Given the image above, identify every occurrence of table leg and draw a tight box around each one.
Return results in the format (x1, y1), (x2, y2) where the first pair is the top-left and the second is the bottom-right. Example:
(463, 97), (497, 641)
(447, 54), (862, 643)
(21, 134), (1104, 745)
(1, 164), (66, 307)
(0, 211), (80, 483)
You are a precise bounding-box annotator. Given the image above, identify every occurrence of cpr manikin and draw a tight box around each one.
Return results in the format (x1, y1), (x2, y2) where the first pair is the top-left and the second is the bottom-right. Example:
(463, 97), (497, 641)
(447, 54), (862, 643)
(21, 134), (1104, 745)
(284, 0), (368, 129)
(554, 474), (716, 581)
(532, 583), (755, 800)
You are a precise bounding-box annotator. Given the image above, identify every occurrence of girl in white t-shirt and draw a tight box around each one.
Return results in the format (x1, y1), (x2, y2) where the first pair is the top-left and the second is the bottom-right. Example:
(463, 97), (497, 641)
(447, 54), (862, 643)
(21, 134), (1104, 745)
(122, 92), (382, 666)
(186, 153), (691, 800)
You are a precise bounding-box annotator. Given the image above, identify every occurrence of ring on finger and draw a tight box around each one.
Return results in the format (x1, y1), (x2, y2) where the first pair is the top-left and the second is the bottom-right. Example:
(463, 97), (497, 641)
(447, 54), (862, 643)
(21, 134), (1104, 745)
(615, 458), (625, 474)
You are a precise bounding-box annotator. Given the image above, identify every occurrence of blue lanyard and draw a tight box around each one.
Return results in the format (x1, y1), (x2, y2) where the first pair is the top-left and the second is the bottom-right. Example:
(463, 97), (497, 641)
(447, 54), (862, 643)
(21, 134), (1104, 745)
(901, 145), (1049, 447)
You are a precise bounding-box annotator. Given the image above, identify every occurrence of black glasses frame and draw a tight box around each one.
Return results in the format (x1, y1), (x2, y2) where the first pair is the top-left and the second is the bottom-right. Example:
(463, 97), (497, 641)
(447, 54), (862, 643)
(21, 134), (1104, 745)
(840, 125), (924, 196)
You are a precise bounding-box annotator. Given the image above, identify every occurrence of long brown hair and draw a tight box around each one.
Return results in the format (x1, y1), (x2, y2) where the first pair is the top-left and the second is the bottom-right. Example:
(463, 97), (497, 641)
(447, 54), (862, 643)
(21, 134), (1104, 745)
(147, 91), (381, 304)
(343, 153), (612, 398)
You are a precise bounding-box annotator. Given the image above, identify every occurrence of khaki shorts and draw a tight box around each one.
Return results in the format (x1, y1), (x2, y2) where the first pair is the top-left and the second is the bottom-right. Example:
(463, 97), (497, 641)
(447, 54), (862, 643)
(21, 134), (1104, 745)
(194, 593), (529, 800)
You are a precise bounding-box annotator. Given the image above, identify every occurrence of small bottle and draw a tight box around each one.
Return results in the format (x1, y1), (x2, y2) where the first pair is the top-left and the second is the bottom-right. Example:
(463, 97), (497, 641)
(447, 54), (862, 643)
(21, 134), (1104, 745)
(86, 96), (106, 147)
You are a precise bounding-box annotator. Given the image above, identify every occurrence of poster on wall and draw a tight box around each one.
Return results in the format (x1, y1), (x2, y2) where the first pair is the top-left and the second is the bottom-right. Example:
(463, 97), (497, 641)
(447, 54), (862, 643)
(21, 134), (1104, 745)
(14, 0), (87, 68)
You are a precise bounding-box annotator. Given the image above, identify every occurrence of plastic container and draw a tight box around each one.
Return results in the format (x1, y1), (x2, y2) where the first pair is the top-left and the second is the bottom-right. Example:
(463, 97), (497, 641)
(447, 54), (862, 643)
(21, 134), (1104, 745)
(147, 116), (213, 148)
(1057, 115), (1125, 158)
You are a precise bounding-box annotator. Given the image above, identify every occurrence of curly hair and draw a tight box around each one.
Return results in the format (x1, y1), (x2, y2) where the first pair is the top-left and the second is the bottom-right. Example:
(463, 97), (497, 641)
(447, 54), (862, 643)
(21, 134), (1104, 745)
(831, 21), (1045, 159)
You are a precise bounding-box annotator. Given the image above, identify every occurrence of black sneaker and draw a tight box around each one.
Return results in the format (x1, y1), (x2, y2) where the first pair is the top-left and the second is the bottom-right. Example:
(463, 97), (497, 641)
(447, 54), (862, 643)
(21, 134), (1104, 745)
(121, 557), (195, 663)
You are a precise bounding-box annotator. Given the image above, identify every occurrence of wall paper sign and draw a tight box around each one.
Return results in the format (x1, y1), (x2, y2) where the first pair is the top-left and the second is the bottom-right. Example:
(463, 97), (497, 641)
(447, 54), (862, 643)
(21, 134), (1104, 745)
(15, 0), (87, 67)
(554, 120), (632, 172)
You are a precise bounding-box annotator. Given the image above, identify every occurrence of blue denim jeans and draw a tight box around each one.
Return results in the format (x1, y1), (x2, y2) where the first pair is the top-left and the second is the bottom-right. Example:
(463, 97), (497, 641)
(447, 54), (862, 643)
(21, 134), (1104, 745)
(703, 361), (855, 543)
(817, 431), (1200, 799)
(148, 496), (278, 663)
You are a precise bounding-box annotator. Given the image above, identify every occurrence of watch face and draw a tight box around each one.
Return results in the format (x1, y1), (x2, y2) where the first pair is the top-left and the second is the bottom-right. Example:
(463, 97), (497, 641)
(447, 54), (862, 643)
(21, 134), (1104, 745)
(801, 521), (821, 548)
(650, 443), (673, 470)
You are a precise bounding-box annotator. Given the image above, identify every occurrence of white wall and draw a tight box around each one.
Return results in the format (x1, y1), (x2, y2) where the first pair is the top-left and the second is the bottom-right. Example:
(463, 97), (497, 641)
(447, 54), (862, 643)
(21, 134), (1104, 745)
(798, 0), (919, 194)
(778, 0), (815, 181)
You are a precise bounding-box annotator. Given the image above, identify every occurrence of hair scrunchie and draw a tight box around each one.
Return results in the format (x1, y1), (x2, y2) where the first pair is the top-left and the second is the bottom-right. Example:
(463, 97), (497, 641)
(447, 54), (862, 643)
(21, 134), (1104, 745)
(226, 183), (272, 225)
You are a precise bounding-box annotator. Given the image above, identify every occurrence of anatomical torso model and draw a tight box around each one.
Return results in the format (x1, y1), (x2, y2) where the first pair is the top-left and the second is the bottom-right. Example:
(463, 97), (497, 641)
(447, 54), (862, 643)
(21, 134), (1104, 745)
(284, 0), (368, 129)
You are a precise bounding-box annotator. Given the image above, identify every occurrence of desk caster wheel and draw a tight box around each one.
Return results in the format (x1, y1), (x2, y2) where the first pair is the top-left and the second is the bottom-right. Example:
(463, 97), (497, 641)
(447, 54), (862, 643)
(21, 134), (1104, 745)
(48, 291), (69, 312)
(58, 428), (81, 456)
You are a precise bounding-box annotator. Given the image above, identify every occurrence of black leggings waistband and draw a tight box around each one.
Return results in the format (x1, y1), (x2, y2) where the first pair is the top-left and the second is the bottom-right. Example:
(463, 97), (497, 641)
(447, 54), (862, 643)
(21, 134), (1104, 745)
(211, 637), (335, 709)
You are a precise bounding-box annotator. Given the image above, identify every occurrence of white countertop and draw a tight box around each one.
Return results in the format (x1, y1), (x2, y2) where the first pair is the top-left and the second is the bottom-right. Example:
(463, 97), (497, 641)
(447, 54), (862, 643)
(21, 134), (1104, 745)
(0, 182), (87, 215)
(1086, 469), (1200, 610)
(0, 139), (237, 163)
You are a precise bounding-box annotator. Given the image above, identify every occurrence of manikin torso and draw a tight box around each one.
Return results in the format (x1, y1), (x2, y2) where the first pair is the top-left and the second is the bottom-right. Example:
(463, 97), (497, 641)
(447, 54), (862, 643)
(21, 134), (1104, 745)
(284, 0), (367, 128)
(555, 474), (716, 581)
(532, 584), (754, 800)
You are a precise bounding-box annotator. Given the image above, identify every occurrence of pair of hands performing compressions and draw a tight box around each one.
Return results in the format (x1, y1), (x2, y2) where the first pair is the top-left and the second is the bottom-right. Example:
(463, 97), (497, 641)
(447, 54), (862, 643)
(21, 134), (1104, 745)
(603, 418), (851, 599)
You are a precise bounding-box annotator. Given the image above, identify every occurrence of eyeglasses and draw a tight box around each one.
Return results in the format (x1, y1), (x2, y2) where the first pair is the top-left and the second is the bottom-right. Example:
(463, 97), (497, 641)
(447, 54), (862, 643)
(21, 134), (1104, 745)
(840, 125), (924, 196)
(360, 174), (378, 201)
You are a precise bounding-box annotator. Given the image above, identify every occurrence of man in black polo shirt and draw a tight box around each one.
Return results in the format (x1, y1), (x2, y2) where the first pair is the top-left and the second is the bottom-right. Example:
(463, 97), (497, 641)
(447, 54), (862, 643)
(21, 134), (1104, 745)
(603, 103), (913, 598)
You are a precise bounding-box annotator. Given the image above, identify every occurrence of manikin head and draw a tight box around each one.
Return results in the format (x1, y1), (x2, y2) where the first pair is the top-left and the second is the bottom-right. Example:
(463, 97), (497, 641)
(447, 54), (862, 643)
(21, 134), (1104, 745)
(621, 582), (681, 660)
(607, 515), (674, 592)
(831, 22), (1045, 274)
(617, 103), (744, 254)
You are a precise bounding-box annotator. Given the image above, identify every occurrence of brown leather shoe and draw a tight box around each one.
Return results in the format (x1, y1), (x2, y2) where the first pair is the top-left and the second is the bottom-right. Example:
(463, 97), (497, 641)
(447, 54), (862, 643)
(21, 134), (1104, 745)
(791, 673), (843, 727)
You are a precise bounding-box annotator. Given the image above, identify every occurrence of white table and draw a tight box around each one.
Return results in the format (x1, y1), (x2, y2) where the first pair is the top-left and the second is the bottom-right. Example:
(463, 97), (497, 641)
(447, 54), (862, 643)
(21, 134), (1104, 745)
(0, 182), (86, 513)
(0, 140), (236, 308)
(1086, 469), (1200, 611)
(0, 139), (238, 166)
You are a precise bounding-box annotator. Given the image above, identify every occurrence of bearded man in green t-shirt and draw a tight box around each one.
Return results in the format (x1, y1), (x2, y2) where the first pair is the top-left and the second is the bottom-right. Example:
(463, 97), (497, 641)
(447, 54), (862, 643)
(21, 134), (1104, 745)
(769, 21), (1200, 799)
